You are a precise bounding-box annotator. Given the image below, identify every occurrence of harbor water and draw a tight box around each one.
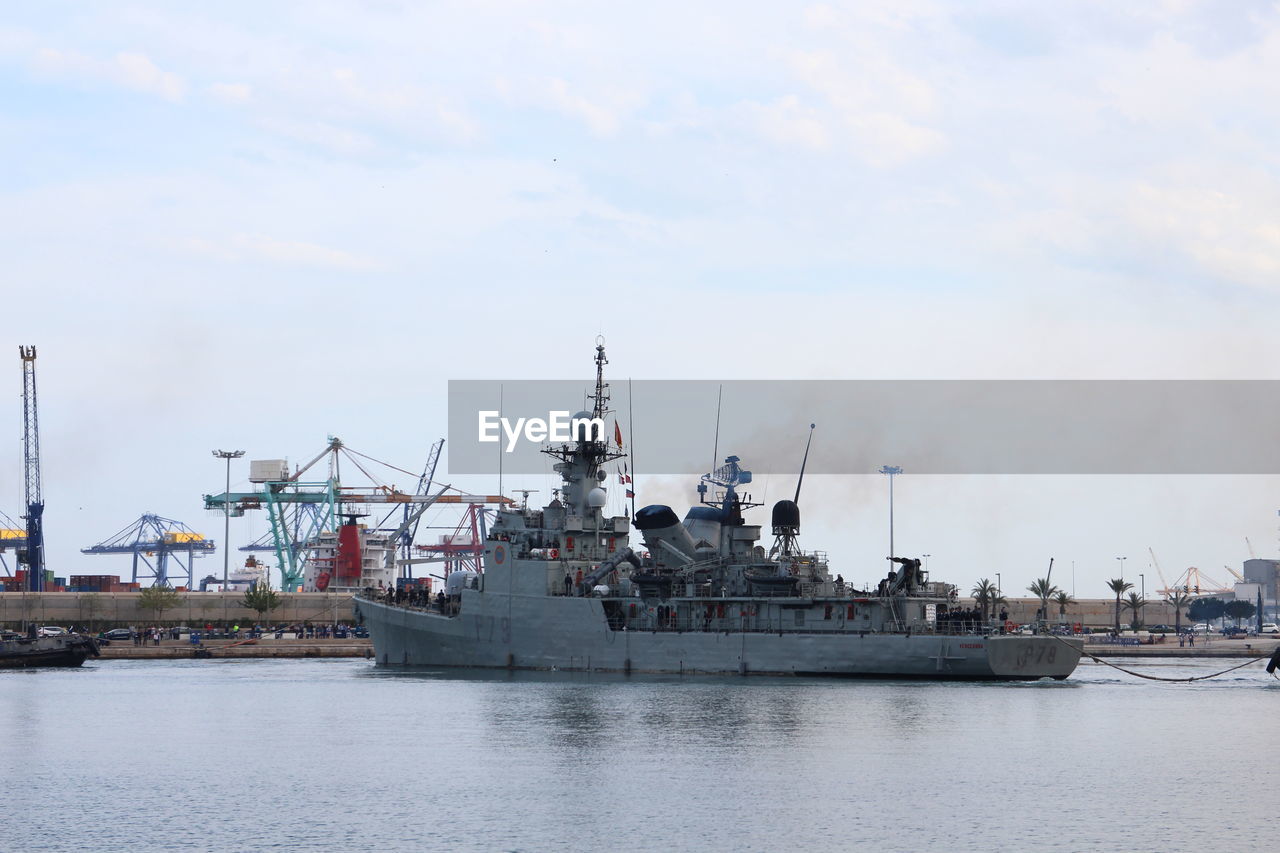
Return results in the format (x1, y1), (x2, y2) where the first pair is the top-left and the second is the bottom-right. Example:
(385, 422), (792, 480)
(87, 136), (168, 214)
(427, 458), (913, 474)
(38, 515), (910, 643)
(3, 658), (1278, 852)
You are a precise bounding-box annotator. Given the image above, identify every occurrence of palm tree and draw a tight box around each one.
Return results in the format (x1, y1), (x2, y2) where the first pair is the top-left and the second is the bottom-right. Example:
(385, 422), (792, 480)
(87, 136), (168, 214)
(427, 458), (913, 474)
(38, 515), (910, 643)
(1052, 590), (1075, 623)
(1106, 578), (1133, 633)
(971, 578), (997, 621)
(1166, 591), (1192, 635)
(1027, 578), (1059, 624)
(1123, 591), (1146, 631)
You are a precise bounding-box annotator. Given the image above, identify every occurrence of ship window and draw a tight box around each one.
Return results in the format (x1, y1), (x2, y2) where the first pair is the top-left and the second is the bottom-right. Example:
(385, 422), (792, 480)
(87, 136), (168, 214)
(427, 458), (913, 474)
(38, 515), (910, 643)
(794, 610), (805, 626)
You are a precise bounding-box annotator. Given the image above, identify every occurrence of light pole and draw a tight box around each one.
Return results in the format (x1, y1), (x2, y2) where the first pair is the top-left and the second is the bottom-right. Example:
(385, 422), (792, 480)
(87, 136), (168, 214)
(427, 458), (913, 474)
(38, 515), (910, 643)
(879, 465), (902, 560)
(213, 449), (244, 625)
(1116, 555), (1127, 579)
(996, 572), (1001, 599)
(922, 554), (931, 572)
(1140, 572), (1145, 626)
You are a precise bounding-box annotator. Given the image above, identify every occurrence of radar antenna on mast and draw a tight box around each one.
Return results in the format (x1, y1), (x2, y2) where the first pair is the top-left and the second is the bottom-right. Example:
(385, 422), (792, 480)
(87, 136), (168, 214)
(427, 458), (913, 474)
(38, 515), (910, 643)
(794, 423), (816, 504)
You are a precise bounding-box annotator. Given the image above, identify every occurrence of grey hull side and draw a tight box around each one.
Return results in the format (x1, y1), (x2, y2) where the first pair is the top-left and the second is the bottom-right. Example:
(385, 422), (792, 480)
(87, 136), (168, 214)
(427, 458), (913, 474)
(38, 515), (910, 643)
(359, 593), (1082, 680)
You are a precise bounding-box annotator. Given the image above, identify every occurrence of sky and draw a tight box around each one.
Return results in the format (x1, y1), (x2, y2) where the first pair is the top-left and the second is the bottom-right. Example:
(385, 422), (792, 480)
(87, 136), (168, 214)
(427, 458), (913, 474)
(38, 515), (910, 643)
(3, 1), (1280, 598)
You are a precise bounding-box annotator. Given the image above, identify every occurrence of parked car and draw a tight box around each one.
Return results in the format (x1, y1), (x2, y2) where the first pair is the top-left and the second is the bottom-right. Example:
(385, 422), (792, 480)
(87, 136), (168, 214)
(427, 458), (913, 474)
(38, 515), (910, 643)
(1146, 624), (1174, 634)
(1190, 623), (1212, 634)
(100, 628), (133, 641)
(37, 626), (68, 637)
(1222, 625), (1251, 638)
(1260, 623), (1279, 635)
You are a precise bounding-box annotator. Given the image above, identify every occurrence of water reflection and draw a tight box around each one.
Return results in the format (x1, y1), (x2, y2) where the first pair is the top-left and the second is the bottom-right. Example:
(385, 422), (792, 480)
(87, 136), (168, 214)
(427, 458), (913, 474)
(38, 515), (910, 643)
(5, 658), (1280, 853)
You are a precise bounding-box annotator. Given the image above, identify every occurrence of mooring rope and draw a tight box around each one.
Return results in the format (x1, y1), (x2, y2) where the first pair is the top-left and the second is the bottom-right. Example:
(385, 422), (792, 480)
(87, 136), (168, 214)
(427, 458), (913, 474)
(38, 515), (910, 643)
(1052, 635), (1274, 683)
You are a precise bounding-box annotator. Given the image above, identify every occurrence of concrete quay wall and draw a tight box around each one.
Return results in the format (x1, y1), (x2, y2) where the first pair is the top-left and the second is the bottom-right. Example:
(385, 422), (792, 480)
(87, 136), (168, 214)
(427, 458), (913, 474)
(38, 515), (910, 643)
(99, 637), (373, 659)
(0, 591), (1244, 631)
(0, 591), (356, 629)
(991, 596), (1186, 627)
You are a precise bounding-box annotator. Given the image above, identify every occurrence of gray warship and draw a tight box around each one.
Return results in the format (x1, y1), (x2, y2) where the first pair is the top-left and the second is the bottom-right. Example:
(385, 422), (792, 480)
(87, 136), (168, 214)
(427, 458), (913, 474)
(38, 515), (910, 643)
(357, 343), (1083, 680)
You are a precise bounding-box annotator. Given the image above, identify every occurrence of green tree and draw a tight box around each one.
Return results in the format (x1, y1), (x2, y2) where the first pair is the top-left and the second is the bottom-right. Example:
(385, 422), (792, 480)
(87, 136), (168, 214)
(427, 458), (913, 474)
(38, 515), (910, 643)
(1166, 591), (1193, 634)
(1106, 578), (1133, 633)
(1223, 599), (1255, 625)
(1027, 578), (1060, 623)
(138, 585), (182, 624)
(241, 580), (281, 620)
(971, 578), (997, 621)
(78, 593), (104, 632)
(1052, 590), (1075, 621)
(1123, 591), (1146, 630)
(1187, 597), (1226, 626)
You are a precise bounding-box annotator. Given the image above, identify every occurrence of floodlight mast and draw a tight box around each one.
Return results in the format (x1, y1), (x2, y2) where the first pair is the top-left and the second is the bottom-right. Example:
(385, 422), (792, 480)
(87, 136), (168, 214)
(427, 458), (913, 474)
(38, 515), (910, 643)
(879, 465), (903, 561)
(19, 346), (44, 592)
(213, 450), (246, 602)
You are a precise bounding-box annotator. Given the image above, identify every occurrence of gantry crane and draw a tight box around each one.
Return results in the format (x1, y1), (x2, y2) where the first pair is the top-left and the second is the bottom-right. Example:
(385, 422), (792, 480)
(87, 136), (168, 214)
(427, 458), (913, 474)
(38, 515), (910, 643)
(397, 437), (443, 565)
(19, 346), (45, 591)
(405, 502), (491, 576)
(204, 436), (510, 591)
(81, 513), (215, 587)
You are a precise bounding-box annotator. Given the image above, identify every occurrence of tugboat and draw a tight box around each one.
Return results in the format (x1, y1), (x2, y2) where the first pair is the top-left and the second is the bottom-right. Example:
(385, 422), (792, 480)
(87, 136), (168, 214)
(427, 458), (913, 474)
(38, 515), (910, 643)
(1, 628), (99, 668)
(357, 342), (1083, 679)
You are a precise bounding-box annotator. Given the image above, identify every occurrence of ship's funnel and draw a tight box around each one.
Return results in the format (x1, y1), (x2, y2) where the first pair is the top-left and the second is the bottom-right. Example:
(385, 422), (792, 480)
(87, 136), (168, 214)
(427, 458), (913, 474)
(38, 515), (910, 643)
(684, 506), (724, 556)
(634, 505), (697, 564)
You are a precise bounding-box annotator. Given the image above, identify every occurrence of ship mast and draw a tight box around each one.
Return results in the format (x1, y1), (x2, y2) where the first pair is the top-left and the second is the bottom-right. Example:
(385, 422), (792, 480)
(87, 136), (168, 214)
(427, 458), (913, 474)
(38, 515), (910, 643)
(540, 339), (624, 516)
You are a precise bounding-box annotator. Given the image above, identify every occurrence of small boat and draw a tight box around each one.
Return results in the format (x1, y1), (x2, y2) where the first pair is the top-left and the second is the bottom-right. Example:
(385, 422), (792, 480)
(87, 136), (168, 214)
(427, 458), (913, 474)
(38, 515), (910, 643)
(0, 630), (100, 668)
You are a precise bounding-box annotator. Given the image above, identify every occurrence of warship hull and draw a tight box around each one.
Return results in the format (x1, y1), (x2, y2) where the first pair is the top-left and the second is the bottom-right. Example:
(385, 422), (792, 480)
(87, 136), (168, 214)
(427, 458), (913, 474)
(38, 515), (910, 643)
(0, 634), (99, 669)
(359, 594), (1083, 680)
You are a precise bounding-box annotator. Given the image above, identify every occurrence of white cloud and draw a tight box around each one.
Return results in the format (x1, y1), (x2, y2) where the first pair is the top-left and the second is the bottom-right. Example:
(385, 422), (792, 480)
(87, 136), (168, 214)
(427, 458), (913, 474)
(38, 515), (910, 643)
(540, 77), (644, 138)
(208, 81), (251, 103)
(1126, 181), (1280, 290)
(32, 47), (185, 101)
(739, 95), (830, 150)
(7, 2), (1280, 587)
(183, 234), (382, 271)
(256, 116), (379, 156)
(113, 52), (185, 101)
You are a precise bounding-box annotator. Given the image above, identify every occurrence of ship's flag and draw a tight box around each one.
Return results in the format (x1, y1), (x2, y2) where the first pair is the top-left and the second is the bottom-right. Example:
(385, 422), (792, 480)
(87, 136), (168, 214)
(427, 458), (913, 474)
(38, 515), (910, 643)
(614, 420), (624, 448)
(618, 467), (626, 485)
(625, 487), (635, 499)
(623, 462), (632, 484)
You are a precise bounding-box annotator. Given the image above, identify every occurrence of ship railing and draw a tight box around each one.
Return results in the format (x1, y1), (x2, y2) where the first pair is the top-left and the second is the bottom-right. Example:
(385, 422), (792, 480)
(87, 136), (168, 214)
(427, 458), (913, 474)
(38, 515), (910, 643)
(614, 618), (1001, 635)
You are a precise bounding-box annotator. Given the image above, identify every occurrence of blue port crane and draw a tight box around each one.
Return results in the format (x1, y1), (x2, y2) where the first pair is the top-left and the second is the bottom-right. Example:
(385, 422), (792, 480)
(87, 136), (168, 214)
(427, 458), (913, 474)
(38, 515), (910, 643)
(374, 437), (444, 568)
(81, 513), (216, 588)
(18, 346), (45, 591)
